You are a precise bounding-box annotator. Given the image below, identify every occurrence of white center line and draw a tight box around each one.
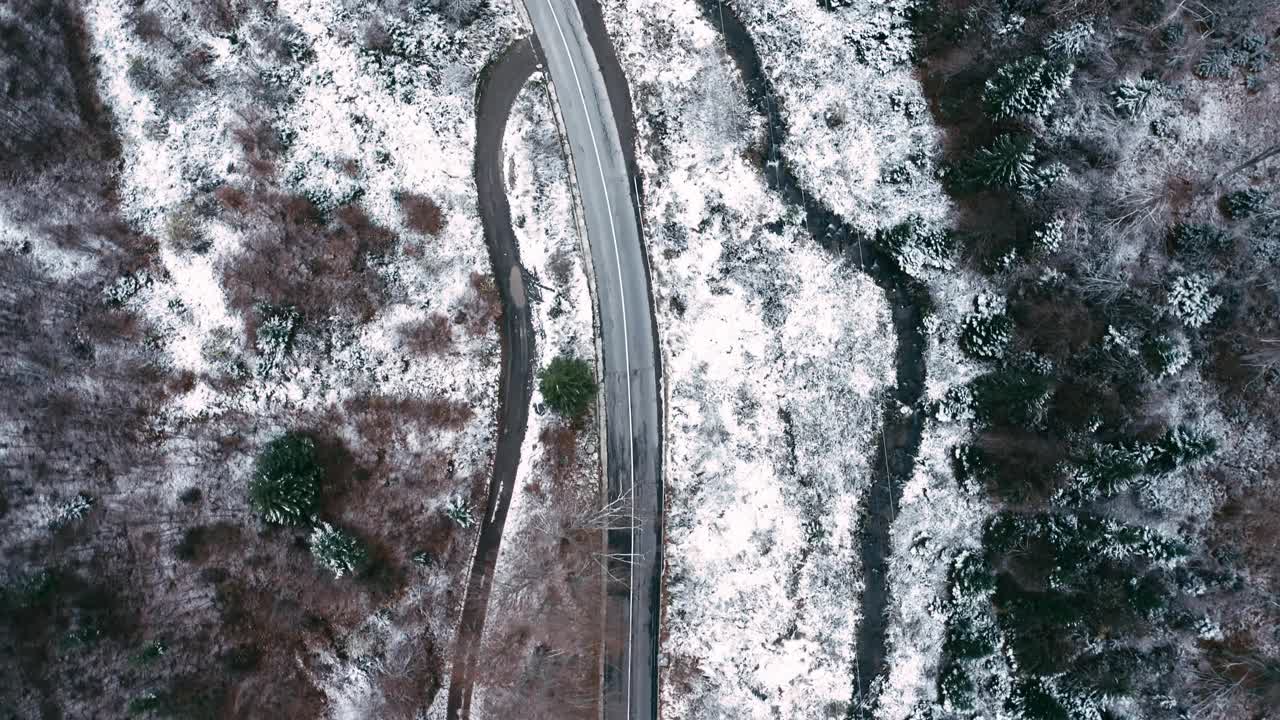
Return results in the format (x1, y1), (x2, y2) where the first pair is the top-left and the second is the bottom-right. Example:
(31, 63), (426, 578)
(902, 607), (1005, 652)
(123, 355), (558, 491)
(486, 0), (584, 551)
(541, 1), (639, 717)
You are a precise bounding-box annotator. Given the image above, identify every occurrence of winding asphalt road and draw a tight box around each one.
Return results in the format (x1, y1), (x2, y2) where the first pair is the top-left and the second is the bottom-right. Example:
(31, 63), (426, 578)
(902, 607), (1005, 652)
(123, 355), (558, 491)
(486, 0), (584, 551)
(521, 1), (663, 718)
(449, 4), (661, 718)
(446, 38), (538, 720)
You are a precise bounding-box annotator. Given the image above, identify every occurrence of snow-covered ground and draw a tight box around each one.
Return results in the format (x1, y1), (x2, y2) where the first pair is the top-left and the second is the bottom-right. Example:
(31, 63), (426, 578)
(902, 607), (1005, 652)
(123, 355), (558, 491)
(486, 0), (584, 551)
(68, 0), (523, 715)
(603, 1), (896, 716)
(731, 0), (952, 233)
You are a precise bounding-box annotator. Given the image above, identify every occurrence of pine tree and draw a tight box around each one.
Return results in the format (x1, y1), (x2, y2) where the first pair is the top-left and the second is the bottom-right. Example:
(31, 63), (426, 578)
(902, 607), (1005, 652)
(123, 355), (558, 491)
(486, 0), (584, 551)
(1029, 216), (1065, 255)
(1143, 333), (1190, 379)
(1112, 78), (1160, 118)
(966, 134), (1063, 195)
(1168, 222), (1231, 257)
(445, 496), (475, 528)
(309, 522), (368, 578)
(1147, 427), (1217, 474)
(1222, 188), (1269, 219)
(959, 294), (1013, 360)
(876, 215), (955, 278)
(1044, 21), (1094, 60)
(539, 355), (597, 418)
(248, 433), (323, 526)
(982, 56), (1073, 121)
(1167, 274), (1222, 328)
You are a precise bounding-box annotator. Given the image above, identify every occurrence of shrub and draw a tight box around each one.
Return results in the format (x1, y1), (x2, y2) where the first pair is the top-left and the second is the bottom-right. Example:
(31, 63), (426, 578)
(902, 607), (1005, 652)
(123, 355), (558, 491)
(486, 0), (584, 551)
(1221, 188), (1269, 220)
(398, 192), (444, 235)
(445, 496), (475, 528)
(166, 209), (211, 253)
(103, 271), (151, 307)
(876, 215), (955, 279)
(402, 312), (454, 356)
(1112, 78), (1160, 118)
(309, 522), (368, 578)
(539, 355), (597, 418)
(982, 56), (1073, 120)
(959, 294), (1012, 360)
(248, 433), (323, 526)
(1166, 274), (1221, 328)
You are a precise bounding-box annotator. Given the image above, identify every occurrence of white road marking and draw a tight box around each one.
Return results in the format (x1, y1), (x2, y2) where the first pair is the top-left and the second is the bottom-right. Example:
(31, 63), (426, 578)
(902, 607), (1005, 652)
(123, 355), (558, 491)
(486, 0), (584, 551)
(541, 1), (639, 717)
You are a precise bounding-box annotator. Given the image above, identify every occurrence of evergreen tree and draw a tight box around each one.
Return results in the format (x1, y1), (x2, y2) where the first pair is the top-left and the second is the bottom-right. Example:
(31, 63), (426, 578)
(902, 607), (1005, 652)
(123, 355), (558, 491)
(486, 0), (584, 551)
(1112, 78), (1160, 118)
(875, 215), (955, 278)
(248, 433), (323, 526)
(1222, 188), (1269, 219)
(539, 355), (597, 418)
(982, 56), (1073, 120)
(966, 135), (1064, 195)
(1168, 222), (1231, 257)
(959, 294), (1013, 360)
(1167, 274), (1222, 328)
(309, 522), (368, 578)
(445, 496), (475, 528)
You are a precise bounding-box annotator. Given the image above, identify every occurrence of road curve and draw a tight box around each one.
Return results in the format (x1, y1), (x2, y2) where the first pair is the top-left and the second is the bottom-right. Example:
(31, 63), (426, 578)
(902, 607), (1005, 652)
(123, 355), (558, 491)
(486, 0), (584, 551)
(446, 38), (538, 720)
(520, 2), (664, 718)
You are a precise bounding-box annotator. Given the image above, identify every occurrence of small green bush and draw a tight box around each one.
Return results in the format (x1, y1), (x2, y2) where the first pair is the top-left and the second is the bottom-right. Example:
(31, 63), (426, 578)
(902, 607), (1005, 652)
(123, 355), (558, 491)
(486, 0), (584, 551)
(309, 522), (368, 578)
(132, 639), (168, 666)
(539, 355), (597, 418)
(248, 433), (323, 526)
(128, 691), (163, 716)
(3, 568), (59, 611)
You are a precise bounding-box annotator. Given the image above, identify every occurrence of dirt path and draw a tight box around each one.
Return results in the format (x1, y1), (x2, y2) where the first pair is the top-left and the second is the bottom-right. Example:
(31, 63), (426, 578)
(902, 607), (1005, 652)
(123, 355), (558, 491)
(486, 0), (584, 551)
(445, 38), (539, 720)
(692, 3), (929, 715)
